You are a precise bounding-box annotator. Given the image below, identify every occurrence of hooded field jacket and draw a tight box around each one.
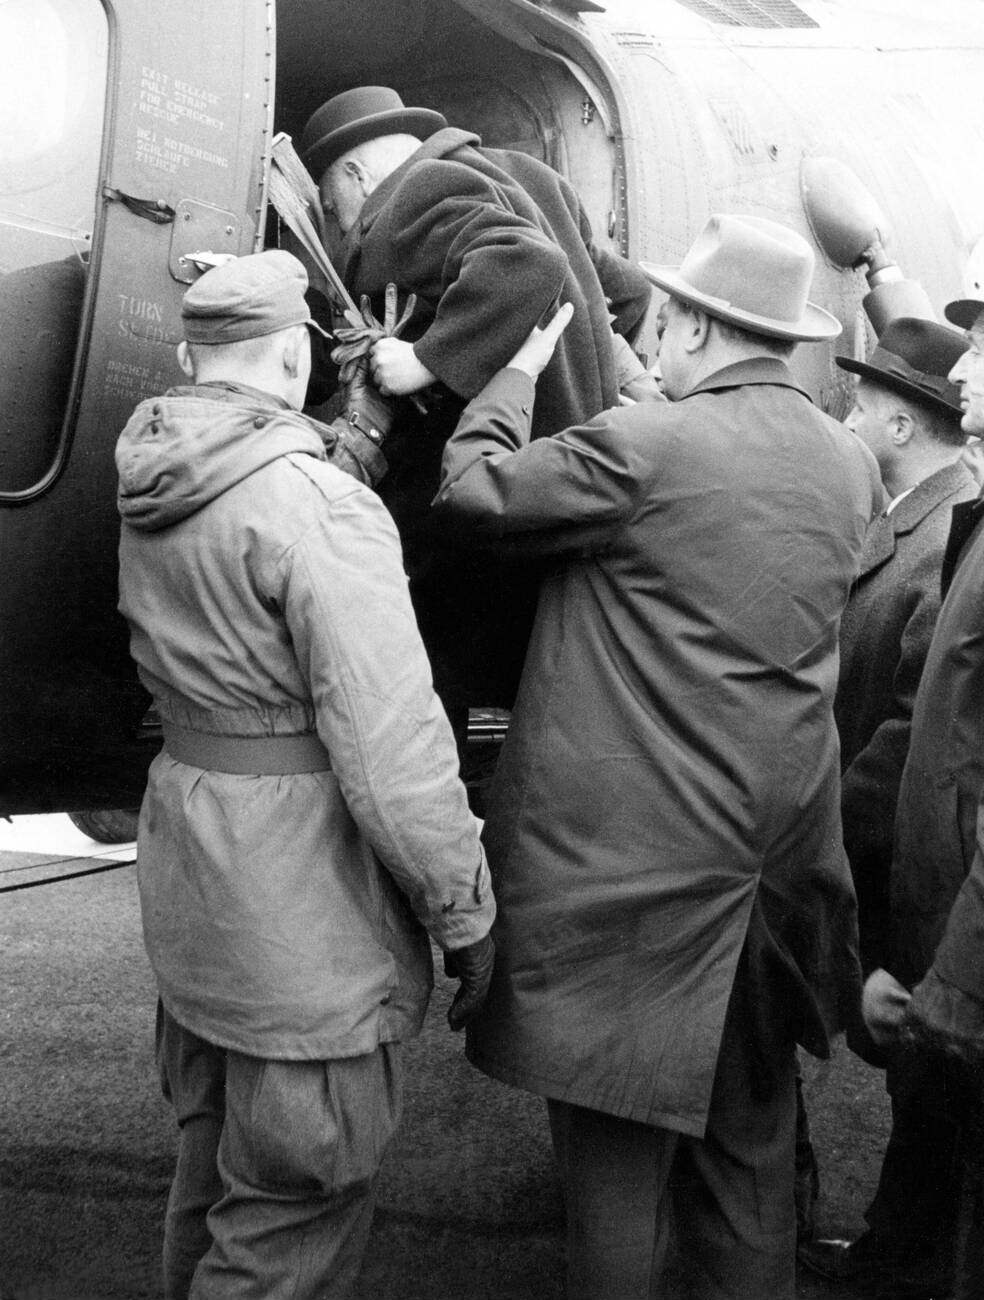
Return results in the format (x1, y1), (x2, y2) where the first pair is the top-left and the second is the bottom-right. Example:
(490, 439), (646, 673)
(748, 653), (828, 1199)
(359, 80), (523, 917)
(116, 382), (493, 1059)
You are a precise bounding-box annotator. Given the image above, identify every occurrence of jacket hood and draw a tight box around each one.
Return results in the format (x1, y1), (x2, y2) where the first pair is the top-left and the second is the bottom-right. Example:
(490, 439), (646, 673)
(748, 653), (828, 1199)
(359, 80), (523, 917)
(116, 384), (328, 531)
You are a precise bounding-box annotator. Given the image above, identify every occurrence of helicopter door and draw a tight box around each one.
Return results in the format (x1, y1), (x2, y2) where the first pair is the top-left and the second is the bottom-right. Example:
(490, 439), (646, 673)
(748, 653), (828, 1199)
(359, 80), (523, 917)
(0, 0), (272, 813)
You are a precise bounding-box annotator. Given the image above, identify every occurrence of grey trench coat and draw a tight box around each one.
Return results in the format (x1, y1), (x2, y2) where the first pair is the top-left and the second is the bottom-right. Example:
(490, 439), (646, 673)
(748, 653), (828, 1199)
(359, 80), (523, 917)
(436, 359), (880, 1136)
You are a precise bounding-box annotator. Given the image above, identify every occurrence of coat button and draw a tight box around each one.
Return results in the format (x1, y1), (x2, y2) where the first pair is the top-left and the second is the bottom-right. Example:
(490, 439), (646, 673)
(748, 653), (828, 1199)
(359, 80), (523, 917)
(381, 993), (392, 1005)
(254, 416), (266, 429)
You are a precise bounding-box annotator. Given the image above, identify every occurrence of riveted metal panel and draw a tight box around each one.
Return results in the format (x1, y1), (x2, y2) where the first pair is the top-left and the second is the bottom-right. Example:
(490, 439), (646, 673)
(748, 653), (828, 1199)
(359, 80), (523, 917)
(0, 0), (273, 811)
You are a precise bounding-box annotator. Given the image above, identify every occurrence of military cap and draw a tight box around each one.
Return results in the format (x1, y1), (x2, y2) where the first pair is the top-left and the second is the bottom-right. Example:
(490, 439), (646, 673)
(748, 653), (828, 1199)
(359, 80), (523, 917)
(181, 250), (328, 345)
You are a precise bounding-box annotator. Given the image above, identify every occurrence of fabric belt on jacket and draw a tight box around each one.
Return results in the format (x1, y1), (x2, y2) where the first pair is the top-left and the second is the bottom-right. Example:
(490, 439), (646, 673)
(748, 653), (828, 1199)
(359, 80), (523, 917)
(161, 722), (332, 775)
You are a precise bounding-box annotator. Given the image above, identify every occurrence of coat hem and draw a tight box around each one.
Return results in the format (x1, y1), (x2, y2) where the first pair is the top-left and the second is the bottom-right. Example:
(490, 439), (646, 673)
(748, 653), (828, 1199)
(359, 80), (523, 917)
(465, 1044), (708, 1139)
(160, 994), (428, 1062)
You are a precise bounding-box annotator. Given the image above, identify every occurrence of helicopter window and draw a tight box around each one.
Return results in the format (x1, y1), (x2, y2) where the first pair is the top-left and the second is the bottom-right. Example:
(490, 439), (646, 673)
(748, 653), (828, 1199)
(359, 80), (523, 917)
(0, 0), (108, 494)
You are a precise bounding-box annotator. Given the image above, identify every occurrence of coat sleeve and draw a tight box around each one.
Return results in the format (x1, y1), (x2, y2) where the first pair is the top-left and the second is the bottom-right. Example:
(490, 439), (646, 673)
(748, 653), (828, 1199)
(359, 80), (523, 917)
(908, 842), (984, 1052)
(841, 551), (943, 870)
(279, 464), (495, 951)
(433, 367), (649, 556)
(389, 160), (568, 397)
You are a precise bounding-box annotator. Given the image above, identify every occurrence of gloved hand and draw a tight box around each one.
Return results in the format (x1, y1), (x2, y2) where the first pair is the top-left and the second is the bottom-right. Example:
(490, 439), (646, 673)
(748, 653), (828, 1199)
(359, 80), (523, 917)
(340, 354), (396, 443)
(332, 284), (418, 435)
(444, 932), (495, 1032)
(331, 283), (417, 384)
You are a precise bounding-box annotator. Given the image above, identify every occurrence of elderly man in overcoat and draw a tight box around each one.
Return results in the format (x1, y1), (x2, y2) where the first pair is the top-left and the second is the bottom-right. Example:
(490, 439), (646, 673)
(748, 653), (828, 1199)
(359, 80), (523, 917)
(433, 214), (881, 1300)
(299, 85), (654, 716)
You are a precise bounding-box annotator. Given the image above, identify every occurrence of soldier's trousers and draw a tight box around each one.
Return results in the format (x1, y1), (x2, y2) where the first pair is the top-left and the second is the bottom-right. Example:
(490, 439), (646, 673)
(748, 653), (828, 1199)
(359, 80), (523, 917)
(155, 1003), (403, 1300)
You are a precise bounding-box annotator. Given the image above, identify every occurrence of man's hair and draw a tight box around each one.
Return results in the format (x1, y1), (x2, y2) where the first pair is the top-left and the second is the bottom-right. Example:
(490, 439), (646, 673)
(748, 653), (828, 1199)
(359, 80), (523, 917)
(711, 316), (796, 360)
(891, 390), (966, 447)
(184, 333), (282, 370)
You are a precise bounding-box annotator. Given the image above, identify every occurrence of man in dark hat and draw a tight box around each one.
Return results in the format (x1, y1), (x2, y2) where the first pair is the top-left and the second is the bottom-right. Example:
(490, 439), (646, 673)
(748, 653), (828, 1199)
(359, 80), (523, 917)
(299, 85), (655, 727)
(834, 318), (976, 977)
(432, 213), (881, 1300)
(891, 293), (984, 1297)
(116, 250), (496, 1300)
(804, 296), (984, 1300)
(796, 317), (976, 1281)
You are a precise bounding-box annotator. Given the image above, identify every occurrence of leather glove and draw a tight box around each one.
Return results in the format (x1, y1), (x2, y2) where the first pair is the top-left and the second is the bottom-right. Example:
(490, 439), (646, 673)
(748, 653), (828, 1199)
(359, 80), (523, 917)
(341, 355), (396, 443)
(443, 932), (495, 1032)
(332, 284), (417, 437)
(330, 283), (417, 384)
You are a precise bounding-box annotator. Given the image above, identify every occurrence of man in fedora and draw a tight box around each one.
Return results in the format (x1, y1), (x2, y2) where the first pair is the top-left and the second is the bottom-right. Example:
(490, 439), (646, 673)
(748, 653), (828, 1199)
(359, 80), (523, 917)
(299, 85), (655, 729)
(115, 251), (496, 1300)
(430, 213), (880, 1299)
(795, 316), (975, 1272)
(803, 298), (984, 1300)
(833, 318), (975, 976)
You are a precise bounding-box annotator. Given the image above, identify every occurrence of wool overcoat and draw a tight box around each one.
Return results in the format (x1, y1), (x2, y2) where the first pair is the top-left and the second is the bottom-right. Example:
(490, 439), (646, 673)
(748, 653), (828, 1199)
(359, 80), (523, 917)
(435, 359), (880, 1136)
(336, 127), (653, 708)
(835, 461), (977, 968)
(893, 499), (984, 1030)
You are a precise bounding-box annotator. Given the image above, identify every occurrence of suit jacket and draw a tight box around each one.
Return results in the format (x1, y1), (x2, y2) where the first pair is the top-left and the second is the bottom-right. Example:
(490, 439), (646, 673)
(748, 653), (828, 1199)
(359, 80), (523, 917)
(435, 358), (880, 1136)
(835, 462), (977, 969)
(336, 128), (653, 708)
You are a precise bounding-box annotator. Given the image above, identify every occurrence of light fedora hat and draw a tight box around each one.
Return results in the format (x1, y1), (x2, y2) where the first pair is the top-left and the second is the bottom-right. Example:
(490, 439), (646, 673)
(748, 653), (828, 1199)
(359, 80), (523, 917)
(640, 213), (841, 342)
(301, 86), (447, 179)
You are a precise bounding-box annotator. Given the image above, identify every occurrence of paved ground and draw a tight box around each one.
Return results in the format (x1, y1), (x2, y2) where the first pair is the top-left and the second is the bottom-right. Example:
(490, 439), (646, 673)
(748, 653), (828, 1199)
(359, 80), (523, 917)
(0, 816), (889, 1299)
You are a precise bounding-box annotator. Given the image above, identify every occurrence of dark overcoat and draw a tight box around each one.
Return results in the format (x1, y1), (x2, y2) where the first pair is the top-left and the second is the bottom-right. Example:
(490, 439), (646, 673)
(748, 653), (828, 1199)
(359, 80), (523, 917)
(892, 498), (984, 1012)
(337, 128), (653, 707)
(836, 462), (977, 967)
(435, 359), (880, 1136)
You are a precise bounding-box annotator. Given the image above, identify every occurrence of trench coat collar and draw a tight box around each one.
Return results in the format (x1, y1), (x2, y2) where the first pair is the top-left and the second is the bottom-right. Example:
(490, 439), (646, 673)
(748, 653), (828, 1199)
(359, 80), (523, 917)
(684, 356), (813, 403)
(339, 128), (481, 278)
(859, 460), (976, 579)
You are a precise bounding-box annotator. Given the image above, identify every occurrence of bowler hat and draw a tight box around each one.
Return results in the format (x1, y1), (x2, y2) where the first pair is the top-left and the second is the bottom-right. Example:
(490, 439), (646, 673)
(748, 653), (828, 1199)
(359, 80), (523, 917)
(945, 297), (984, 330)
(301, 86), (447, 180)
(182, 250), (329, 345)
(835, 317), (966, 419)
(640, 213), (841, 342)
